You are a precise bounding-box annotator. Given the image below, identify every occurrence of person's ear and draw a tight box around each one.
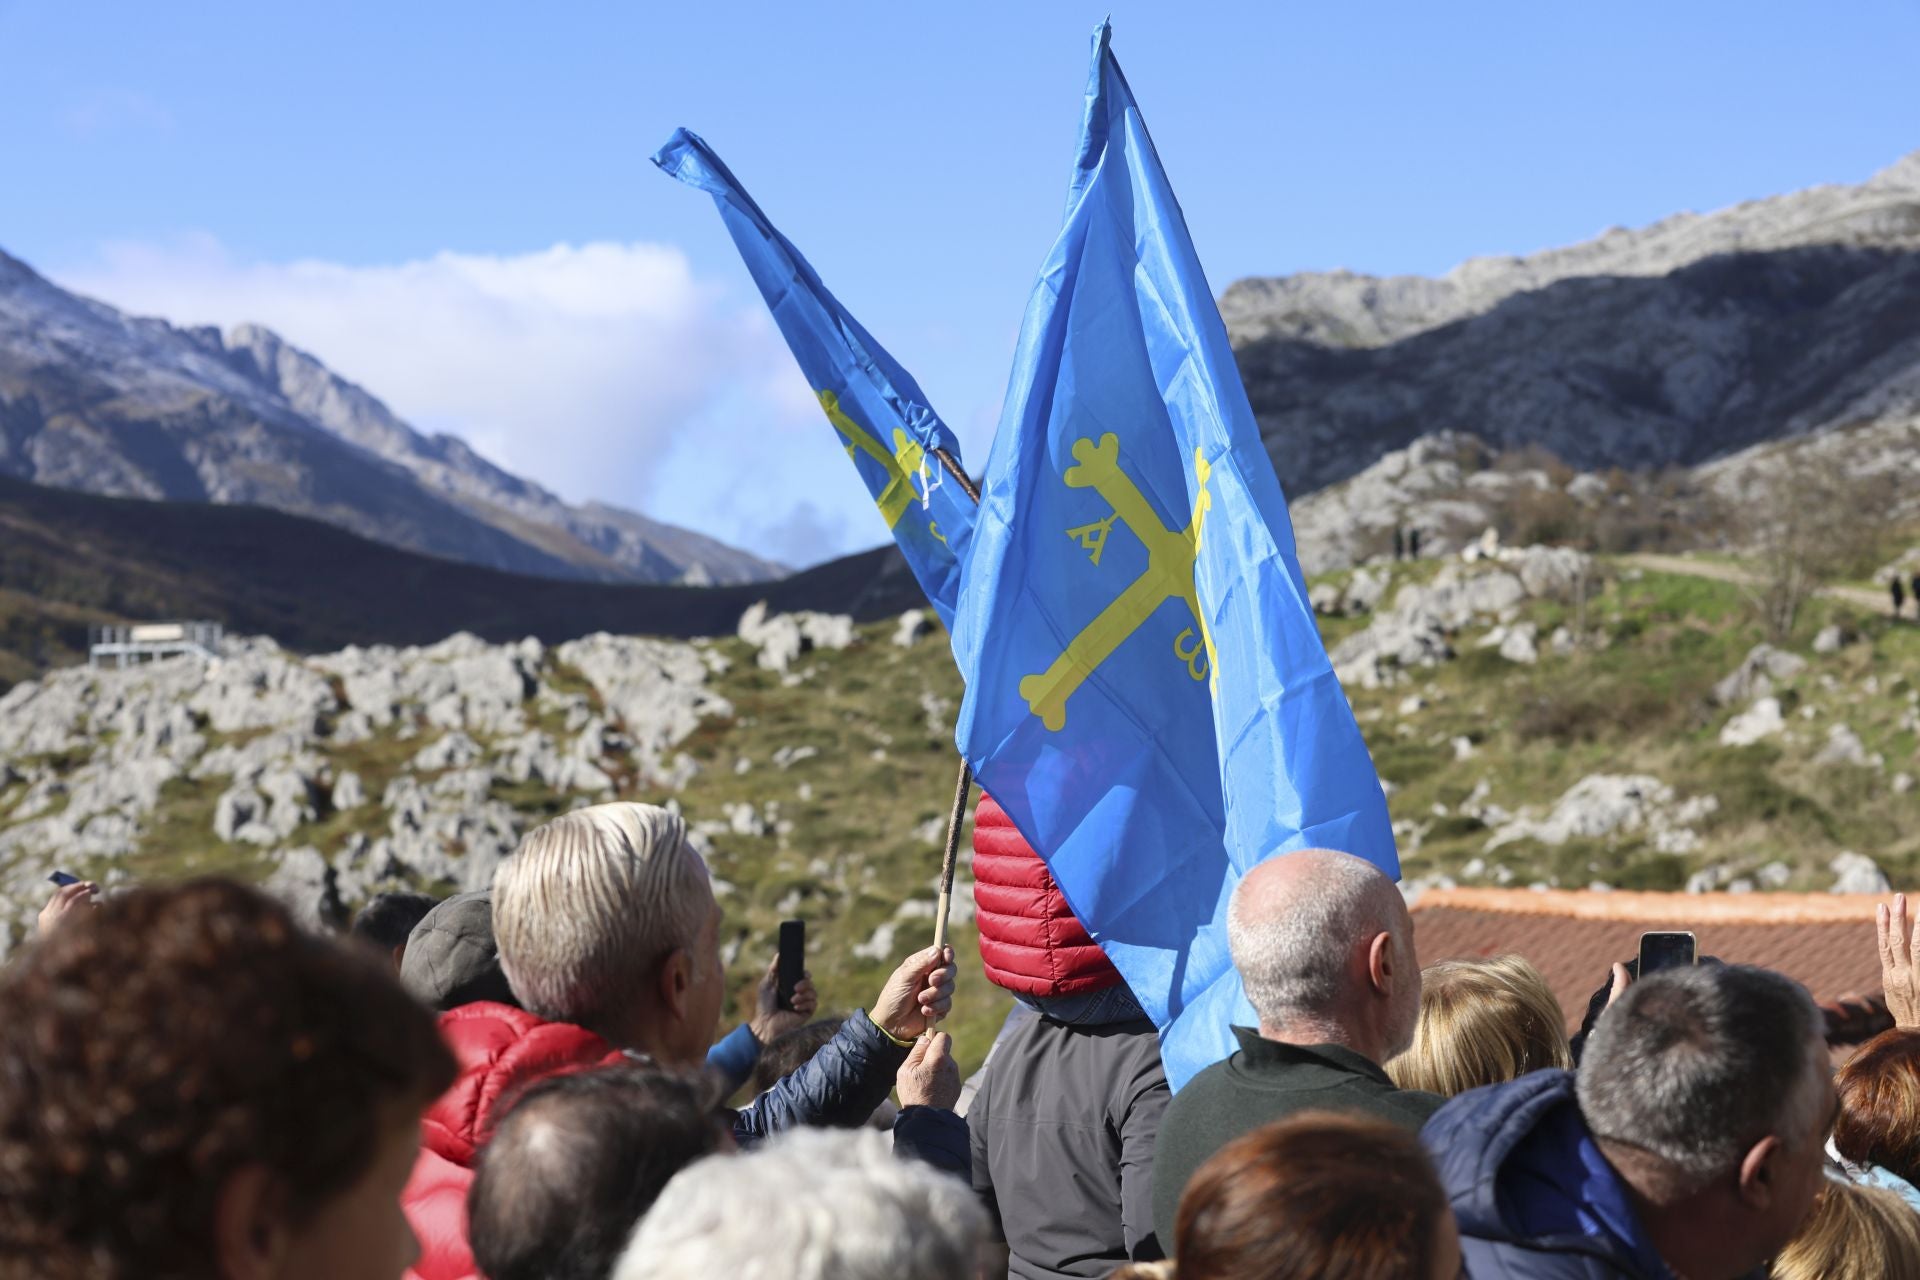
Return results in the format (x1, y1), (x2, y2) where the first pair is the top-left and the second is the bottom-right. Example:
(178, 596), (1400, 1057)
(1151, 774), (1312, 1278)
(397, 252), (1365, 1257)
(655, 946), (694, 1021)
(1736, 1134), (1783, 1210)
(213, 1163), (289, 1280)
(1367, 931), (1395, 997)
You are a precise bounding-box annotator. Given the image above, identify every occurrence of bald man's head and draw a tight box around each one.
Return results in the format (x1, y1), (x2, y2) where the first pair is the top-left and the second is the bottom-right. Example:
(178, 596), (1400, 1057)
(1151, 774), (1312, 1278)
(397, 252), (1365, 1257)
(1227, 850), (1416, 1052)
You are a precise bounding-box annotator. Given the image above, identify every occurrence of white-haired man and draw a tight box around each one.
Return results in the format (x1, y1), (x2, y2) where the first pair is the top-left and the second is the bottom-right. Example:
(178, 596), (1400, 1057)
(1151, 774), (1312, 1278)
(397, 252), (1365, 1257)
(402, 802), (963, 1280)
(1149, 848), (1440, 1241)
(615, 1127), (988, 1280)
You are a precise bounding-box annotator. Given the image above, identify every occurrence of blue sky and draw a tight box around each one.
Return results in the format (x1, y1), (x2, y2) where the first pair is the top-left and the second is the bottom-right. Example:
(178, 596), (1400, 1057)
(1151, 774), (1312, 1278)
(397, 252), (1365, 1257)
(4, 0), (1918, 566)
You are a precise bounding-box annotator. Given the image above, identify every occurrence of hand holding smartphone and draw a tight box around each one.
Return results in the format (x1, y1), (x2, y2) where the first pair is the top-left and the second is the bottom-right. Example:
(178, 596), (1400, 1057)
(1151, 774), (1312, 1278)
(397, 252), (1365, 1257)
(1637, 930), (1697, 977)
(776, 920), (806, 1013)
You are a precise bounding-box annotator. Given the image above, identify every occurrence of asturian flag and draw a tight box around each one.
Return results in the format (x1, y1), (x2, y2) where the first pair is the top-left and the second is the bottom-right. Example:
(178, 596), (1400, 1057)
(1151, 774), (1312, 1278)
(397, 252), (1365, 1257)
(951, 22), (1397, 1088)
(654, 129), (974, 627)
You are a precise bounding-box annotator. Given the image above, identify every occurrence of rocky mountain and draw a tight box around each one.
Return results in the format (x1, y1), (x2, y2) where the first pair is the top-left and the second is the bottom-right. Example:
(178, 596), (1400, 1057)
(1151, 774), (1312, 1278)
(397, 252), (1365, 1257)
(1227, 151), (1920, 552)
(0, 251), (782, 586)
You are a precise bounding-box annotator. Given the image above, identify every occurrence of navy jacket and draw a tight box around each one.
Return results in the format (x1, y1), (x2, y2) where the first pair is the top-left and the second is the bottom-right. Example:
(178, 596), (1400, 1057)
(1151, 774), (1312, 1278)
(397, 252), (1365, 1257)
(1423, 1070), (1674, 1279)
(731, 1008), (968, 1177)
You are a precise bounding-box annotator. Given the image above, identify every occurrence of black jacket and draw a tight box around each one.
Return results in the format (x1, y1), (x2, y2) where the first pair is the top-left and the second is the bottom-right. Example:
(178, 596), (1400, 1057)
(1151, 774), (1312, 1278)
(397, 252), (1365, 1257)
(1151, 1027), (1443, 1240)
(969, 1014), (1170, 1279)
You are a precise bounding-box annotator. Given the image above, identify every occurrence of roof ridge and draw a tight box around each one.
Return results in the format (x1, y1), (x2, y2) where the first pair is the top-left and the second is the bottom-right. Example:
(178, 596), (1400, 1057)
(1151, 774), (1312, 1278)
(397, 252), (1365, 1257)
(1412, 887), (1886, 926)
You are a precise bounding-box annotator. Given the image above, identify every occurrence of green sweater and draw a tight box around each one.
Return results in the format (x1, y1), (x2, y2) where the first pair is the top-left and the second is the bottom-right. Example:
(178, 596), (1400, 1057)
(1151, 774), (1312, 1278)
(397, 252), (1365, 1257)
(1150, 1027), (1445, 1242)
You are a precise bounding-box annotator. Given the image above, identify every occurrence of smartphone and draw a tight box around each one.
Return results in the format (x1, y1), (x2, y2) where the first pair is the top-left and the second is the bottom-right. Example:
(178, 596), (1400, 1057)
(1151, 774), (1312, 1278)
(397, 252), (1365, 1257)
(776, 920), (806, 1013)
(47, 870), (81, 887)
(1638, 931), (1697, 977)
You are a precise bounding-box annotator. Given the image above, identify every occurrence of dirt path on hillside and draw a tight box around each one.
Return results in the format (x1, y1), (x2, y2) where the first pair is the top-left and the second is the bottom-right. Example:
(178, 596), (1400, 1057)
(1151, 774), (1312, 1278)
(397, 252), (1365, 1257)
(1623, 553), (1890, 614)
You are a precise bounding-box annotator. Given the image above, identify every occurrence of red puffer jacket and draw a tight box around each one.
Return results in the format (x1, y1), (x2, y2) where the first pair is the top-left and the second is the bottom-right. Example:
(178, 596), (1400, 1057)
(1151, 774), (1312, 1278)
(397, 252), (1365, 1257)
(402, 1002), (626, 1280)
(972, 792), (1122, 997)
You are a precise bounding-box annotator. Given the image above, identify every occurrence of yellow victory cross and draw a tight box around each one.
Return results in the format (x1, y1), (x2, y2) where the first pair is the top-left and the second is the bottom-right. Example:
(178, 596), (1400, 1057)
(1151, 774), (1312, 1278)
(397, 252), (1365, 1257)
(817, 389), (925, 530)
(1019, 433), (1219, 732)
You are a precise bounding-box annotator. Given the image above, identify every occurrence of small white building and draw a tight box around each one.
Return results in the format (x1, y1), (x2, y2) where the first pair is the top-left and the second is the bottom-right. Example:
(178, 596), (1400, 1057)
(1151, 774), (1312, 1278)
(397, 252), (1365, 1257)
(88, 622), (224, 669)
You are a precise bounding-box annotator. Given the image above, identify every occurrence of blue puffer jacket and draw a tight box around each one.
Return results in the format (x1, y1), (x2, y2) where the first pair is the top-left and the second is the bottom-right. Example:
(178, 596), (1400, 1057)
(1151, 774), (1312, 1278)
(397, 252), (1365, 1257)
(1422, 1071), (1673, 1280)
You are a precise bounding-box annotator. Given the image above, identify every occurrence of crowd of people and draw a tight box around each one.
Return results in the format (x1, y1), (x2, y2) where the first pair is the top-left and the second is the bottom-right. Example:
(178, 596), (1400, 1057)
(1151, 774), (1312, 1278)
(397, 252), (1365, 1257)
(8, 797), (1920, 1279)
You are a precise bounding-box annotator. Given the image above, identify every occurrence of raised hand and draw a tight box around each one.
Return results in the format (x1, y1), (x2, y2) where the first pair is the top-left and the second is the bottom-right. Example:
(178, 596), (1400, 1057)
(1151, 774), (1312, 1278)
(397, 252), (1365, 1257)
(37, 881), (98, 938)
(896, 1031), (961, 1110)
(1878, 893), (1920, 1028)
(749, 956), (818, 1045)
(871, 944), (957, 1042)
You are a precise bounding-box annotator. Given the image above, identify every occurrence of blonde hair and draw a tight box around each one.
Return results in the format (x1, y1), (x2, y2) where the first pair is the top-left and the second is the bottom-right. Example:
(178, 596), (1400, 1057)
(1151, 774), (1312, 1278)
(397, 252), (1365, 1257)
(492, 802), (711, 1027)
(1387, 955), (1571, 1097)
(1773, 1180), (1920, 1280)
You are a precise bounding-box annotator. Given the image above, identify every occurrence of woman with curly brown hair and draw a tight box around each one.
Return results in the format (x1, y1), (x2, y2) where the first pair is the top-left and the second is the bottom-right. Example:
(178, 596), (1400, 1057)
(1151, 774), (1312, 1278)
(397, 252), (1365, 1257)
(0, 878), (456, 1280)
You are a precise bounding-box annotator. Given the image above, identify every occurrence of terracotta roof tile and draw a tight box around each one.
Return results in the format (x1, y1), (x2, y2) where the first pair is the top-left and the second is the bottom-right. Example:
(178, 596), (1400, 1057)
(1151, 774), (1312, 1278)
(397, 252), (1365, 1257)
(1410, 889), (1889, 1043)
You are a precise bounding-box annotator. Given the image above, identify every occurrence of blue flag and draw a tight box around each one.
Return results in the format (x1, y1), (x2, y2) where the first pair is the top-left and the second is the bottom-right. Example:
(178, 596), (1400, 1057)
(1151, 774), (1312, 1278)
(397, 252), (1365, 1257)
(653, 129), (974, 628)
(951, 23), (1397, 1089)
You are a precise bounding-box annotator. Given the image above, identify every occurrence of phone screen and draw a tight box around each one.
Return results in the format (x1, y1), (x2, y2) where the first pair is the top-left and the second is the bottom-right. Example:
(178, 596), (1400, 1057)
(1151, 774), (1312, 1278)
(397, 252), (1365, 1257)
(1638, 931), (1697, 976)
(776, 920), (806, 1012)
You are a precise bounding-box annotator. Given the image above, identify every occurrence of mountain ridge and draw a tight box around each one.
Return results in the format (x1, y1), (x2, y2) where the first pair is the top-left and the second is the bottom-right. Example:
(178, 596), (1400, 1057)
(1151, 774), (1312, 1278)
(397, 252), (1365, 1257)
(0, 251), (783, 586)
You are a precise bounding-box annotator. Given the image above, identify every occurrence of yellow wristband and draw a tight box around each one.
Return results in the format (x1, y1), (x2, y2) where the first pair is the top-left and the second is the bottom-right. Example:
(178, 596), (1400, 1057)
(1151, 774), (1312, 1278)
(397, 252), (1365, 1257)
(878, 1024), (915, 1049)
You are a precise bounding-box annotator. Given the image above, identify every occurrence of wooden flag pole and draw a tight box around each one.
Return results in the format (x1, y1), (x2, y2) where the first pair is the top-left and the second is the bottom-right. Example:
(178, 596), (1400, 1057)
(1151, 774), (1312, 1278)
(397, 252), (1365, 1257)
(929, 446), (980, 954)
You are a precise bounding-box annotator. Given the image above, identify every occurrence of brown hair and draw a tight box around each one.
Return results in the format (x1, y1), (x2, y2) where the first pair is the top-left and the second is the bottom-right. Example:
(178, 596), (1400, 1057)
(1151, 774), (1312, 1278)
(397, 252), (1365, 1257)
(1835, 1028), (1920, 1186)
(1388, 955), (1571, 1097)
(1772, 1179), (1920, 1280)
(1172, 1111), (1449, 1280)
(0, 879), (456, 1278)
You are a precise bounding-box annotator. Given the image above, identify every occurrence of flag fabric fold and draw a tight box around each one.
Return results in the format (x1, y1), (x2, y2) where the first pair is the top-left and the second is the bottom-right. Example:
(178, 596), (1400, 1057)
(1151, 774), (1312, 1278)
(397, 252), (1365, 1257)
(653, 128), (974, 627)
(951, 22), (1397, 1088)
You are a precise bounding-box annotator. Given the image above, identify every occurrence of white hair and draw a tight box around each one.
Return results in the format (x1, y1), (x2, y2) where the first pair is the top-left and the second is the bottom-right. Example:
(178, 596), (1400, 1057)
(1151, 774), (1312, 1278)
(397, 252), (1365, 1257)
(492, 802), (711, 1027)
(1227, 852), (1404, 1025)
(614, 1127), (986, 1280)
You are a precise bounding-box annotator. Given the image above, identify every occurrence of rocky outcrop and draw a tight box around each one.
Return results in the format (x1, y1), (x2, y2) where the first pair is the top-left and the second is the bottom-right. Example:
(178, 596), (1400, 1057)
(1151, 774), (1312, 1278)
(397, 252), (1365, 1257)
(1329, 546), (1594, 689)
(0, 611), (777, 935)
(1485, 774), (1719, 855)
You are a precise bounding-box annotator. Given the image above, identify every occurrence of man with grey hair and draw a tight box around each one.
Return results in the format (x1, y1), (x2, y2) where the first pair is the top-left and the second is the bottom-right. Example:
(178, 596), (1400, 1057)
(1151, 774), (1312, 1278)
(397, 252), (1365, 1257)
(614, 1127), (988, 1280)
(1150, 848), (1438, 1240)
(1424, 964), (1836, 1279)
(403, 801), (965, 1280)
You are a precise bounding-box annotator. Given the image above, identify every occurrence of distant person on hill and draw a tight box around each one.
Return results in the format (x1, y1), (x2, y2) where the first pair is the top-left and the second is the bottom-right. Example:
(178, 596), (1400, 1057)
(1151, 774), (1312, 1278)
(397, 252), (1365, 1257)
(1394, 526), (1406, 561)
(1424, 964), (1834, 1280)
(354, 890), (438, 972)
(1151, 849), (1438, 1244)
(468, 1065), (730, 1280)
(1388, 954), (1571, 1097)
(0, 879), (455, 1279)
(400, 801), (966, 1280)
(1409, 526), (1424, 558)
(967, 793), (1171, 1278)
(1894, 574), (1908, 619)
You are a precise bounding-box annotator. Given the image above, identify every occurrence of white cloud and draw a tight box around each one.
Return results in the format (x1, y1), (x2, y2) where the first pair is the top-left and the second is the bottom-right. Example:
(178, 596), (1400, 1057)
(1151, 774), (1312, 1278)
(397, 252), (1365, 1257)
(51, 234), (877, 563)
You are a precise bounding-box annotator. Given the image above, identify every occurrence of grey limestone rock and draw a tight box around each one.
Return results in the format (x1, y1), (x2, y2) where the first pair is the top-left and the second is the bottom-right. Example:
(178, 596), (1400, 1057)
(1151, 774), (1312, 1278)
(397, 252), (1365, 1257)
(1830, 851), (1892, 895)
(892, 609), (934, 648)
(1713, 645), (1808, 707)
